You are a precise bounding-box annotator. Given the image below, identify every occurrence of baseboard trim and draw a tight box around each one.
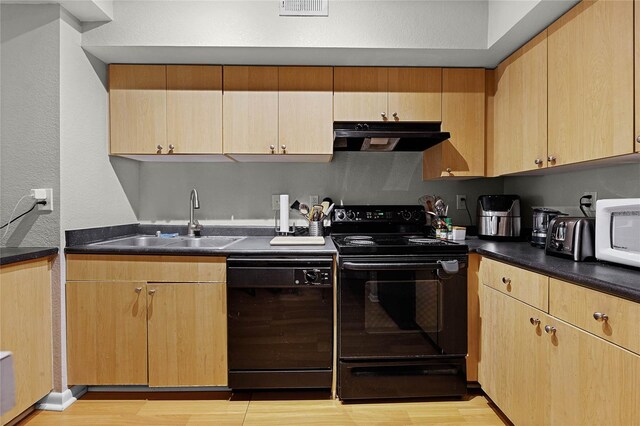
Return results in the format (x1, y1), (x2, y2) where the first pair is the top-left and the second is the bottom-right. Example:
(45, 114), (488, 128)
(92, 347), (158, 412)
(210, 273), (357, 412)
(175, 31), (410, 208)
(87, 385), (230, 392)
(36, 385), (87, 411)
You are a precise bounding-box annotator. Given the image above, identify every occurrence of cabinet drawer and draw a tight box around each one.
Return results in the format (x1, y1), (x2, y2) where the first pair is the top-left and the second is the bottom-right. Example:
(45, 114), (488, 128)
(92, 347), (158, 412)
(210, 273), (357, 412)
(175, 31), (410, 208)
(479, 257), (548, 311)
(549, 278), (640, 355)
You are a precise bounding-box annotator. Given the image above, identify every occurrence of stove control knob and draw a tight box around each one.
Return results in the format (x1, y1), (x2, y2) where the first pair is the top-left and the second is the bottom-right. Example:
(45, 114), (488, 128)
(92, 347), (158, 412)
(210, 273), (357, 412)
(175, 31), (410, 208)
(346, 210), (356, 220)
(401, 210), (412, 220)
(304, 269), (319, 283)
(413, 210), (424, 221)
(335, 210), (345, 220)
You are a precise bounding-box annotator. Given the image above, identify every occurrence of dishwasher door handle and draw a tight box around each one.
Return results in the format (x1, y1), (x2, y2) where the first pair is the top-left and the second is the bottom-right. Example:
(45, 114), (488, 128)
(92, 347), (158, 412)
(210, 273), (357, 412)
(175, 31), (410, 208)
(341, 261), (455, 271)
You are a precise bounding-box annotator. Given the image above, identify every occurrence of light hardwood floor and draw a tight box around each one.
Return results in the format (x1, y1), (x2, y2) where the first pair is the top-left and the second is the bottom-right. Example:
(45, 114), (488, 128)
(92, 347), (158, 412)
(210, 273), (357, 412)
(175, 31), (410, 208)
(19, 391), (508, 425)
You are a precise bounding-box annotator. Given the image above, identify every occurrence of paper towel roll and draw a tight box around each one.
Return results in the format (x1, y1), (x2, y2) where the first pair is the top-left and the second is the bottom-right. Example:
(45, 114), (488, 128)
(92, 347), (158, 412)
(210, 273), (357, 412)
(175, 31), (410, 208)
(279, 194), (289, 233)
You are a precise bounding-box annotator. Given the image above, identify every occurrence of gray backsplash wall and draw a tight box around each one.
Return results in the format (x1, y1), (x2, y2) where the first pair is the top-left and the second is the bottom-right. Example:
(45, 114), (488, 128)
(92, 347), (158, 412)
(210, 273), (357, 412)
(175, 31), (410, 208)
(138, 152), (504, 227)
(504, 162), (640, 228)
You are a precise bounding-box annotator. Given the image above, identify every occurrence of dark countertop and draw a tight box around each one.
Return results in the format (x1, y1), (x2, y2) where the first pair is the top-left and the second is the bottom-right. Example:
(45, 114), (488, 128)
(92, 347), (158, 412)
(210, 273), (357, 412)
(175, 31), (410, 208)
(469, 239), (640, 303)
(0, 247), (58, 266)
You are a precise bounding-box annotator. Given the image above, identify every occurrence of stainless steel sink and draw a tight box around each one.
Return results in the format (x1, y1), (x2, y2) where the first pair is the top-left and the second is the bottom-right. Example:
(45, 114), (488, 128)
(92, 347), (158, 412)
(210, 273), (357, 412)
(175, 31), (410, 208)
(95, 235), (245, 249)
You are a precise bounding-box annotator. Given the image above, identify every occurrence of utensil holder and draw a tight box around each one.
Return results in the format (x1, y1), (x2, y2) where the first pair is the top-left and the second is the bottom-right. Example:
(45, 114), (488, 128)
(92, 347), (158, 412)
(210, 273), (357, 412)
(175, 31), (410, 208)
(309, 221), (324, 237)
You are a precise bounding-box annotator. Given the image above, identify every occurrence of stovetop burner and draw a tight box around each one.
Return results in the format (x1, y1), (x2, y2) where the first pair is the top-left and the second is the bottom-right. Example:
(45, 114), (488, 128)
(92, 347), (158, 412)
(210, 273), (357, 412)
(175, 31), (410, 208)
(344, 235), (374, 241)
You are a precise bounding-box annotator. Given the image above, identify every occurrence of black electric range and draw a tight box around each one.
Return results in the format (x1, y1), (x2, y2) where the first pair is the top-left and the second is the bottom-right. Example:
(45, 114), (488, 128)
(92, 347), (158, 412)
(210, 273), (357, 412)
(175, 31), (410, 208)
(331, 205), (469, 401)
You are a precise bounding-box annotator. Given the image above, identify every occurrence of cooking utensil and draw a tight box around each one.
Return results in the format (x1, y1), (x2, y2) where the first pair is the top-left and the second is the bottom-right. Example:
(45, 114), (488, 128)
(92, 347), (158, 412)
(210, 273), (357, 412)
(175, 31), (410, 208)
(290, 200), (300, 211)
(321, 201), (330, 214)
(312, 205), (323, 221)
(299, 203), (310, 217)
(325, 203), (335, 217)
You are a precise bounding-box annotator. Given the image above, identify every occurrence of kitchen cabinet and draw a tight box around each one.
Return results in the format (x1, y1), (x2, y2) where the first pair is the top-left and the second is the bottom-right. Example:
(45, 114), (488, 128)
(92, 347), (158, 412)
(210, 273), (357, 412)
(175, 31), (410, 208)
(147, 282), (227, 387)
(636, 0), (640, 153)
(488, 31), (547, 176)
(547, 0), (634, 166)
(223, 66), (279, 155)
(224, 66), (333, 161)
(109, 65), (166, 155)
(334, 67), (441, 122)
(110, 65), (224, 156)
(65, 255), (227, 387)
(0, 258), (53, 425)
(478, 258), (640, 425)
(423, 68), (485, 180)
(66, 281), (148, 385)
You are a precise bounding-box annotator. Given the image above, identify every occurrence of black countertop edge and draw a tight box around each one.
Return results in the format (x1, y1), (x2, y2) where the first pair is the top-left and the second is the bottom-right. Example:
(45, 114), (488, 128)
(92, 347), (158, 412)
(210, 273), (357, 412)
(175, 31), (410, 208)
(66, 223), (139, 246)
(471, 241), (640, 303)
(0, 247), (58, 266)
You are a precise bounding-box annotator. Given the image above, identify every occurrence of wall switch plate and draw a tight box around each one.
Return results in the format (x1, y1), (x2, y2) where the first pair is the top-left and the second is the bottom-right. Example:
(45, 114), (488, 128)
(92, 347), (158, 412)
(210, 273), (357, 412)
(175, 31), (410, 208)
(31, 188), (53, 212)
(582, 191), (597, 213)
(272, 194), (280, 211)
(456, 195), (466, 210)
(309, 195), (319, 206)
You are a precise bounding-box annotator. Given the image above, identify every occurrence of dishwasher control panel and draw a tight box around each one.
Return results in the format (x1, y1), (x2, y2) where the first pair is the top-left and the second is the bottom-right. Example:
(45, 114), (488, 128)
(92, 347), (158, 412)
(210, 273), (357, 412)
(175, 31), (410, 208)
(295, 267), (332, 285)
(227, 256), (333, 288)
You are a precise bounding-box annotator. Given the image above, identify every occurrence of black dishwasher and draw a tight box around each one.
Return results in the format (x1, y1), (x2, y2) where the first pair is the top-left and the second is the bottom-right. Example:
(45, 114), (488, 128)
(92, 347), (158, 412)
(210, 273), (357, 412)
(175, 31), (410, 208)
(226, 256), (333, 389)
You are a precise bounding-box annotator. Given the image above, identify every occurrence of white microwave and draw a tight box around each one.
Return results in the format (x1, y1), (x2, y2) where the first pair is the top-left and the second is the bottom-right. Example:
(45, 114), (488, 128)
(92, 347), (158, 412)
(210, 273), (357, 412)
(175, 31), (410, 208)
(595, 199), (640, 268)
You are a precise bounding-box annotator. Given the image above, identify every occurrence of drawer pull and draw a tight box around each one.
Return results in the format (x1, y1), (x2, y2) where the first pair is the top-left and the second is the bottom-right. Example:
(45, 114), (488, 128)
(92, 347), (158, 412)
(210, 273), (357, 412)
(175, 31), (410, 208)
(501, 277), (511, 285)
(593, 312), (608, 322)
(148, 289), (156, 295)
(134, 287), (142, 293)
(544, 325), (556, 335)
(530, 318), (540, 326)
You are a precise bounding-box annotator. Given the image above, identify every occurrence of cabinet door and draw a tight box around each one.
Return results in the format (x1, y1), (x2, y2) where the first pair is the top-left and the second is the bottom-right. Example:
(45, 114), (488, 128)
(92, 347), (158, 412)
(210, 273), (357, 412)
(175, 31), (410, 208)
(279, 67), (333, 155)
(423, 68), (484, 179)
(548, 0), (634, 166)
(334, 67), (388, 121)
(223, 66), (278, 154)
(167, 65), (222, 154)
(545, 315), (640, 425)
(636, 0), (640, 153)
(491, 31), (547, 176)
(109, 65), (166, 155)
(388, 68), (441, 122)
(479, 286), (547, 426)
(66, 281), (148, 385)
(147, 282), (227, 387)
(0, 260), (52, 425)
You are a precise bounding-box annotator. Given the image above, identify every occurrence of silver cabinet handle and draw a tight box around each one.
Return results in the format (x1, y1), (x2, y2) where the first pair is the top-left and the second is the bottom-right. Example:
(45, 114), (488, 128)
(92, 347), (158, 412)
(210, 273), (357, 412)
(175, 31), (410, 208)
(270, 145), (275, 154)
(381, 112), (386, 118)
(636, 135), (640, 143)
(168, 144), (175, 152)
(148, 289), (156, 295)
(156, 144), (163, 152)
(530, 318), (540, 326)
(502, 277), (511, 285)
(544, 325), (556, 335)
(281, 145), (287, 153)
(535, 158), (543, 165)
(593, 312), (608, 322)
(547, 155), (556, 162)
(446, 168), (452, 173)
(135, 287), (142, 293)
(392, 112), (398, 118)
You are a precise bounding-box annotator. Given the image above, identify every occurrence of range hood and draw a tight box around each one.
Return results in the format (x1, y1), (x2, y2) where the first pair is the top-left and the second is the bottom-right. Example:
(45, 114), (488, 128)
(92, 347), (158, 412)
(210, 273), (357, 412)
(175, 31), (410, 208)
(333, 121), (450, 152)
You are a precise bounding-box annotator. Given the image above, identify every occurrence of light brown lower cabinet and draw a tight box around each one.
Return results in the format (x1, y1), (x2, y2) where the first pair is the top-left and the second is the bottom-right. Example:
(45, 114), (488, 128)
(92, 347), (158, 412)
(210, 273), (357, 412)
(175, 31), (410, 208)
(66, 279), (227, 387)
(0, 258), (53, 425)
(480, 285), (640, 425)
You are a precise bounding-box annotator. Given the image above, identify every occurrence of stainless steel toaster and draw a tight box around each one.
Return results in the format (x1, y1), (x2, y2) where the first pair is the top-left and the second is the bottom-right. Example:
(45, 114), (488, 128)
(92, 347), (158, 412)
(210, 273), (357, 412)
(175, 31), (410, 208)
(545, 217), (596, 261)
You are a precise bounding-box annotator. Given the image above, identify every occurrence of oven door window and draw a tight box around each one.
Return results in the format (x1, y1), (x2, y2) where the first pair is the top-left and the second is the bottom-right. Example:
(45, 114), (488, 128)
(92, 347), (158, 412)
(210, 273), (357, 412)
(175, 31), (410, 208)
(340, 267), (466, 359)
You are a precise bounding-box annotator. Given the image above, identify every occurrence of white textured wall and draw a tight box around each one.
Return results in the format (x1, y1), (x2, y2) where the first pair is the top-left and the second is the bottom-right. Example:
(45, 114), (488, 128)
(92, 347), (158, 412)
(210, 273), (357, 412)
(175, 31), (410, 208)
(138, 153), (504, 227)
(0, 4), (61, 247)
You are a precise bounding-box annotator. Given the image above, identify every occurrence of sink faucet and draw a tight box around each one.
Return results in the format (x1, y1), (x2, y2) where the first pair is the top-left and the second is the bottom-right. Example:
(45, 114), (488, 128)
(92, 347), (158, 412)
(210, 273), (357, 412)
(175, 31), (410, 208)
(187, 188), (202, 237)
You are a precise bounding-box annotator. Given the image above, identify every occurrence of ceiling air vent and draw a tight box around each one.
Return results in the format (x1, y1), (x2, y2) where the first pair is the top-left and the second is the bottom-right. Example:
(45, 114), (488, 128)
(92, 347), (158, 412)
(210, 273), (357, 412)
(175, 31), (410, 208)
(280, 0), (328, 16)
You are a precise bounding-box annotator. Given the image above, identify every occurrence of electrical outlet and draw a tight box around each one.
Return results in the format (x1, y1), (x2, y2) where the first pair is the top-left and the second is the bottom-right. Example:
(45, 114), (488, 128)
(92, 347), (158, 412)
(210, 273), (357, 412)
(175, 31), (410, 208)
(456, 195), (467, 210)
(272, 194), (280, 211)
(309, 195), (319, 206)
(583, 191), (597, 212)
(31, 188), (53, 212)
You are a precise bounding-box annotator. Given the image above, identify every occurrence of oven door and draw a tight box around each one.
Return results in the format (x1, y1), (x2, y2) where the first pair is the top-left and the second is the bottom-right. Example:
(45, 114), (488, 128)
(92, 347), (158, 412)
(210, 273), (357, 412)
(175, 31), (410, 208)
(339, 256), (467, 360)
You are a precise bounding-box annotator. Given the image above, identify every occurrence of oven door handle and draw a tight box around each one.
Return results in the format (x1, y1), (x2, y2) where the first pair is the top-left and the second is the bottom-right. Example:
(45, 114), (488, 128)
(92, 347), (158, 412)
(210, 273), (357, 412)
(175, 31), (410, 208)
(341, 260), (460, 273)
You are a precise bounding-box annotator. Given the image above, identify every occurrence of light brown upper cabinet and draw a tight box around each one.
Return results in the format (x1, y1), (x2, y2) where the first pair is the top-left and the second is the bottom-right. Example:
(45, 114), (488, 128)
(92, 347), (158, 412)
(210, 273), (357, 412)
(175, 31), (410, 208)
(224, 66), (333, 160)
(488, 31), (548, 176)
(635, 0), (640, 153)
(167, 65), (222, 154)
(278, 66), (333, 155)
(423, 68), (485, 180)
(334, 67), (441, 122)
(223, 66), (279, 155)
(109, 65), (223, 156)
(110, 65), (167, 155)
(547, 0), (634, 167)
